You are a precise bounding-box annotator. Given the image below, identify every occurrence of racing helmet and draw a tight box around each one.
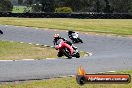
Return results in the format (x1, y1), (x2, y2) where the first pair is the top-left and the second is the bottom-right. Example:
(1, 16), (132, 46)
(54, 34), (60, 39)
(68, 30), (73, 35)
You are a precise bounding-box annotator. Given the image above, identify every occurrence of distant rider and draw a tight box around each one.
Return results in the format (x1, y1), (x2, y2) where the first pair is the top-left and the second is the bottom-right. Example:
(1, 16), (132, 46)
(68, 30), (75, 40)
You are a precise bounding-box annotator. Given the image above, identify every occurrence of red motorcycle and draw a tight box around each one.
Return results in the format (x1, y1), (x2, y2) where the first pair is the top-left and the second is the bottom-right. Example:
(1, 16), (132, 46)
(55, 39), (80, 59)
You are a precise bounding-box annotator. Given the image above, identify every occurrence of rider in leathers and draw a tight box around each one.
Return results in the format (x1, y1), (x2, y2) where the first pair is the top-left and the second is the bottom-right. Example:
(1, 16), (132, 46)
(53, 34), (76, 57)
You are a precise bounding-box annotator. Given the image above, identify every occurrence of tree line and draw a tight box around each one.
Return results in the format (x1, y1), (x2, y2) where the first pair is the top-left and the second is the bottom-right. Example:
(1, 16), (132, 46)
(0, 0), (132, 13)
(0, 0), (13, 12)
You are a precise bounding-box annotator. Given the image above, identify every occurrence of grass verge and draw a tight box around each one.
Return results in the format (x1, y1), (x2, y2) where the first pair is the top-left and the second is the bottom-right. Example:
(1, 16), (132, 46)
(0, 18), (132, 36)
(0, 70), (131, 88)
(0, 41), (57, 60)
(0, 41), (85, 60)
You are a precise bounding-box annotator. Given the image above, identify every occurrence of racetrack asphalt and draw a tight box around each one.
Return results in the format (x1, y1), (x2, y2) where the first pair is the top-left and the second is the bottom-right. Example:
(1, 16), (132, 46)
(0, 25), (132, 82)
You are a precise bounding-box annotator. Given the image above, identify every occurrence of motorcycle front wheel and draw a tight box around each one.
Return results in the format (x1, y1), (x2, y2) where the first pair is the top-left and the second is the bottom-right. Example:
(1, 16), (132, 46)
(75, 52), (80, 58)
(62, 48), (72, 59)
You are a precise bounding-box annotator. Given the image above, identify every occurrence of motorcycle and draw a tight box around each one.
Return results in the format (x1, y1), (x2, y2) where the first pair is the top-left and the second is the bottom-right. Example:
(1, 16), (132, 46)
(0, 30), (3, 34)
(55, 39), (80, 59)
(68, 32), (83, 43)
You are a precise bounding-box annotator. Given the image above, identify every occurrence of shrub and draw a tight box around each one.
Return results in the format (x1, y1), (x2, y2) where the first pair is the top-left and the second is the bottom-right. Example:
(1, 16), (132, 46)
(55, 7), (72, 13)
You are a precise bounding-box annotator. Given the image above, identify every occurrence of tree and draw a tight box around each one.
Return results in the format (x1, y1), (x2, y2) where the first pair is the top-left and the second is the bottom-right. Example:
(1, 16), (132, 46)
(56, 0), (101, 12)
(18, 0), (23, 5)
(27, 0), (33, 6)
(23, 0), (33, 6)
(32, 3), (42, 12)
(33, 0), (131, 13)
(128, 1), (132, 14)
(110, 0), (130, 13)
(0, 0), (13, 12)
(55, 7), (72, 13)
(35, 0), (55, 12)
(103, 0), (113, 13)
(64, 0), (84, 11)
(96, 0), (101, 12)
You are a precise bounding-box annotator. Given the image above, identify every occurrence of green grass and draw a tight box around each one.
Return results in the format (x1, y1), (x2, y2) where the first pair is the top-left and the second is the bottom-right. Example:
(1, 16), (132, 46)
(12, 6), (32, 13)
(0, 41), (85, 60)
(1, 18), (131, 87)
(0, 18), (132, 35)
(0, 41), (57, 60)
(0, 70), (132, 88)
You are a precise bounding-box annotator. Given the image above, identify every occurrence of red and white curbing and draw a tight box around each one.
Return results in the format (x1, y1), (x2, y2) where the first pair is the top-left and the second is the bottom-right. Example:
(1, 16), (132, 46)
(0, 60), (13, 62)
(86, 52), (92, 56)
(20, 42), (24, 43)
(28, 43), (32, 45)
(0, 58), (55, 62)
(107, 71), (116, 73)
(35, 44), (40, 46)
(46, 58), (57, 60)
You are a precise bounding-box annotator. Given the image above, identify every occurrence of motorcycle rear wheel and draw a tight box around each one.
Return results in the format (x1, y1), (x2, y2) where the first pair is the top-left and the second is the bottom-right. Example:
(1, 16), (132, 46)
(78, 38), (83, 43)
